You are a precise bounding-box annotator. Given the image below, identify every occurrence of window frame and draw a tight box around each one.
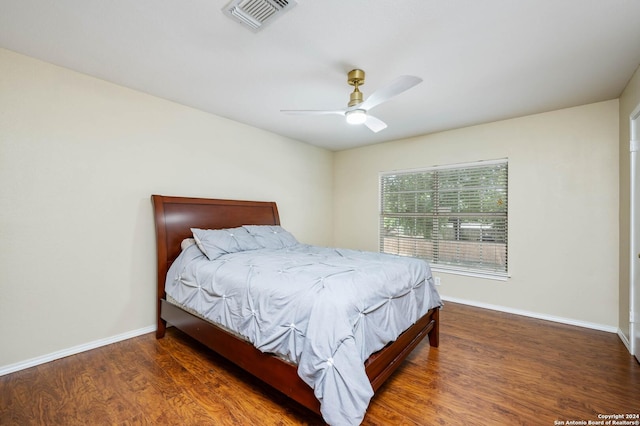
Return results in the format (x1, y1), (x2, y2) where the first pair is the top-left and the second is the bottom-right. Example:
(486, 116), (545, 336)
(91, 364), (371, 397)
(379, 159), (509, 280)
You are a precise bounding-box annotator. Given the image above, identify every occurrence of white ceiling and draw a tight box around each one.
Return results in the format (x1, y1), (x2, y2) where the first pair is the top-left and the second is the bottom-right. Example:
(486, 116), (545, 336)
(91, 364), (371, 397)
(1, 0), (640, 151)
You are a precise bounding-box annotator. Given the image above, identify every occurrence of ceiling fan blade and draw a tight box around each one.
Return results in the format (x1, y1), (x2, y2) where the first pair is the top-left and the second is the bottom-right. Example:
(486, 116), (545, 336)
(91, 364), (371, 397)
(364, 115), (387, 133)
(359, 75), (422, 111)
(280, 109), (345, 116)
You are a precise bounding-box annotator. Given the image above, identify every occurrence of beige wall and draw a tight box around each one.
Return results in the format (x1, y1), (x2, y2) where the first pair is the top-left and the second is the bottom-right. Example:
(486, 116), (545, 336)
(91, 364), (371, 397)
(334, 100), (620, 328)
(618, 64), (640, 342)
(0, 49), (333, 369)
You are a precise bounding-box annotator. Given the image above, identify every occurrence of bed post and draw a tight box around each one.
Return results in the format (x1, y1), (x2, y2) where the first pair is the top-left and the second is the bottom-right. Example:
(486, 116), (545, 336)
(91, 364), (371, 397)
(156, 304), (167, 339)
(428, 307), (440, 347)
(151, 195), (168, 339)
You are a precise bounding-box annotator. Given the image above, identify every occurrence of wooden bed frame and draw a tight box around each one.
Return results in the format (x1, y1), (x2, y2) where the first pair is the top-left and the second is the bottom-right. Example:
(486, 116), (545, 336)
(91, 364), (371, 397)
(151, 194), (439, 416)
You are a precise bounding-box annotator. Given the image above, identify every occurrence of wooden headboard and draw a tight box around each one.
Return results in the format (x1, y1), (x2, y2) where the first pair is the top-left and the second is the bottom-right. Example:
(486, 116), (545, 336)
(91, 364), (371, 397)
(151, 195), (280, 332)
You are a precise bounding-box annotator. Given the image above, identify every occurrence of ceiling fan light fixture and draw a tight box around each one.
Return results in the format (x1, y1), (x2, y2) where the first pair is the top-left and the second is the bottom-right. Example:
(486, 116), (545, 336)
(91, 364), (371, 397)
(346, 109), (367, 125)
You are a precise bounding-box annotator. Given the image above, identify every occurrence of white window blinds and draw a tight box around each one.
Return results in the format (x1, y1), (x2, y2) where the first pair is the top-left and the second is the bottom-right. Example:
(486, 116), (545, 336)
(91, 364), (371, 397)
(380, 159), (508, 277)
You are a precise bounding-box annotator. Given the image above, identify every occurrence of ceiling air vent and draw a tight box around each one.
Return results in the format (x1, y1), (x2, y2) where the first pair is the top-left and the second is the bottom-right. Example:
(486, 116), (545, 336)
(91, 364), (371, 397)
(223, 0), (297, 32)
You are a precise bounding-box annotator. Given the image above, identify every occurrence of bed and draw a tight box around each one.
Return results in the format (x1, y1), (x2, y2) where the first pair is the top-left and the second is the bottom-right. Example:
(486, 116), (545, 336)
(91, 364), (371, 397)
(152, 195), (441, 425)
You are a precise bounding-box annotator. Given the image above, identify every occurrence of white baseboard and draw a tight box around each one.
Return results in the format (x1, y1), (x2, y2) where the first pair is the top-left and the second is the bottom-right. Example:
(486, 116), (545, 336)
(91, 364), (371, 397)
(617, 328), (632, 353)
(0, 325), (156, 377)
(441, 295), (619, 334)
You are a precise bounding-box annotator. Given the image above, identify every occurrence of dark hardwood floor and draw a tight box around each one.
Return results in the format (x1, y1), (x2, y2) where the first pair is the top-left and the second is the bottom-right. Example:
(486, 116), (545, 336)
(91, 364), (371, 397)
(1, 302), (639, 425)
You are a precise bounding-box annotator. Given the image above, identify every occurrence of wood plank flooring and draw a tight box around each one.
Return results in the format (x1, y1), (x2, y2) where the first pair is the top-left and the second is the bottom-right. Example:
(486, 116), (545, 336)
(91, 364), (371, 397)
(1, 302), (639, 425)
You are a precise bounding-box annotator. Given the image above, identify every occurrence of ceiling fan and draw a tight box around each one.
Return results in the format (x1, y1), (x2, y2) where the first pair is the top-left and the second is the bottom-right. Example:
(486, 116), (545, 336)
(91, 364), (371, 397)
(281, 69), (423, 133)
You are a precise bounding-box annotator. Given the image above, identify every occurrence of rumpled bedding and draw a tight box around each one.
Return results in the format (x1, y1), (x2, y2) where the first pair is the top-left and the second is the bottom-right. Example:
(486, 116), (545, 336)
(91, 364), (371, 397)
(165, 231), (442, 426)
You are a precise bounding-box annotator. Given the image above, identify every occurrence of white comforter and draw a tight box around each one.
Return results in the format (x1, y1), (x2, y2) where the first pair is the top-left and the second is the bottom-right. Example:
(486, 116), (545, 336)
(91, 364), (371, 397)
(166, 243), (442, 425)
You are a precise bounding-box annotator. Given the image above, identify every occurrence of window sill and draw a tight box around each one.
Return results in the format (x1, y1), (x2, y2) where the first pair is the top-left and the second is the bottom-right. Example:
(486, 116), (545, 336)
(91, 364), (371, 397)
(430, 266), (509, 281)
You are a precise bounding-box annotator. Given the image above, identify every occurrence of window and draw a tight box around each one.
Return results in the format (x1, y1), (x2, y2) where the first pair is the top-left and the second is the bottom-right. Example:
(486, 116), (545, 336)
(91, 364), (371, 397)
(380, 159), (508, 278)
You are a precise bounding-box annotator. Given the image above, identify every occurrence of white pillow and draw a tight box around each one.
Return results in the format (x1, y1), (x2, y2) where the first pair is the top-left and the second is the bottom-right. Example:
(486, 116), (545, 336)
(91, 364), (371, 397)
(181, 238), (196, 250)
